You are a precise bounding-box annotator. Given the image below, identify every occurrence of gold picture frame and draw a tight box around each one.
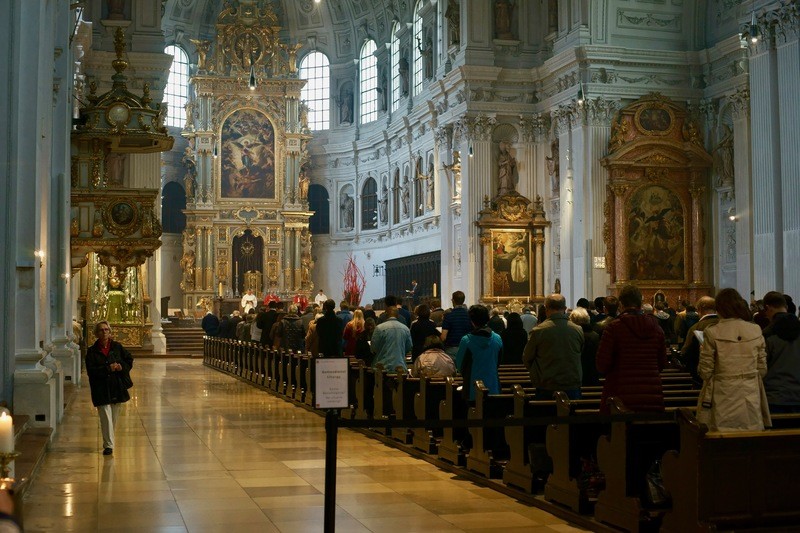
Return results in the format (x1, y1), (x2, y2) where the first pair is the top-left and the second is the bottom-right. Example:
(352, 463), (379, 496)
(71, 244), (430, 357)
(486, 229), (532, 299)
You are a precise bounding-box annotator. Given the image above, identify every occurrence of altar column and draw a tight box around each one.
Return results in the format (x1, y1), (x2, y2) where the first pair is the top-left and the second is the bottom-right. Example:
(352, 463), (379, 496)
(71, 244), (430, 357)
(294, 228), (302, 292)
(195, 225), (204, 289)
(534, 235), (545, 299)
(689, 179), (706, 285)
(610, 182), (629, 284)
(205, 227), (214, 291)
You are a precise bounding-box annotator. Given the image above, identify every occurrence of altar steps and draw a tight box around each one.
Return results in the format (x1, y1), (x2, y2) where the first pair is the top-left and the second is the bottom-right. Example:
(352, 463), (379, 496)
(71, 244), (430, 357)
(163, 325), (205, 357)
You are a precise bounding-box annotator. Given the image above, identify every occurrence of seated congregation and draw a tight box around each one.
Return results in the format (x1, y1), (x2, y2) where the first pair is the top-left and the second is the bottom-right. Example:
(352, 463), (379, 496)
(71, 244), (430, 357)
(203, 285), (800, 532)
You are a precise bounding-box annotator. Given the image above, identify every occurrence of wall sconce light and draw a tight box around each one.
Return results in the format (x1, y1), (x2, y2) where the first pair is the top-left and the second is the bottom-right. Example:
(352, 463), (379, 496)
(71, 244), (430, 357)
(748, 10), (760, 44)
(372, 265), (385, 277)
(34, 249), (45, 267)
(212, 139), (218, 159)
(248, 64), (257, 90)
(314, 0), (321, 4)
(61, 271), (71, 282)
(468, 145), (474, 157)
(727, 206), (737, 222)
(576, 82), (585, 105)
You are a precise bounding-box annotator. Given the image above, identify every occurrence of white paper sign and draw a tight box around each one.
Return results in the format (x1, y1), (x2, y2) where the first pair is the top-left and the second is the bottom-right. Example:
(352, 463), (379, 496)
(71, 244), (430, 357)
(314, 358), (349, 409)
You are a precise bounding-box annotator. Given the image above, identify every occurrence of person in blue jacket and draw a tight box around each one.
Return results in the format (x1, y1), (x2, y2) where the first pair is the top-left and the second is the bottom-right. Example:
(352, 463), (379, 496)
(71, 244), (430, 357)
(456, 305), (503, 401)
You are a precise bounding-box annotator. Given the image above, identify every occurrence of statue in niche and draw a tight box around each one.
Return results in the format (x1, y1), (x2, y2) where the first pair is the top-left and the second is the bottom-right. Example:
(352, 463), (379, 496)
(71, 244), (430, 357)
(340, 192), (355, 230)
(184, 172), (197, 203)
(105, 152), (125, 186)
(377, 71), (388, 112)
(401, 177), (411, 217)
(714, 124), (734, 188)
(106, 267), (126, 323)
(547, 0), (558, 34)
(419, 161), (435, 210)
(495, 0), (514, 40)
(445, 0), (460, 46)
(497, 141), (517, 195)
(190, 39), (212, 72)
(234, 32), (261, 70)
(180, 250), (196, 290)
(417, 37), (433, 80)
(398, 57), (410, 97)
(682, 119), (703, 146)
(337, 88), (353, 125)
(184, 101), (196, 130)
(298, 168), (310, 201)
(443, 151), (462, 200)
(546, 140), (560, 194)
(379, 183), (389, 223)
(299, 101), (309, 133)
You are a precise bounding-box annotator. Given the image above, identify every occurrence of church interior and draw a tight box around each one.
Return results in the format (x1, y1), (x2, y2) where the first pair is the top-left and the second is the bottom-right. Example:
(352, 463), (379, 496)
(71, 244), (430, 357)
(1, 0), (799, 531)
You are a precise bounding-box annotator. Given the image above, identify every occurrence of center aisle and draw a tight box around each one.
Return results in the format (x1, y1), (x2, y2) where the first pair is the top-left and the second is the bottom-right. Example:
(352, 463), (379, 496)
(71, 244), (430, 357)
(23, 359), (586, 533)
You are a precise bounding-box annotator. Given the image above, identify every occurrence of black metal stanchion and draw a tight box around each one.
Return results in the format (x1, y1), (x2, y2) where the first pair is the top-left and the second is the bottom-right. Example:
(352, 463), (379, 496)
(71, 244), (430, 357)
(323, 408), (339, 533)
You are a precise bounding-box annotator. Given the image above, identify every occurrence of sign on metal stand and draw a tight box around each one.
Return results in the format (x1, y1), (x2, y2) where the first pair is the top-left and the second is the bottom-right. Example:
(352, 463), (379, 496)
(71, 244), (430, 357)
(315, 357), (349, 533)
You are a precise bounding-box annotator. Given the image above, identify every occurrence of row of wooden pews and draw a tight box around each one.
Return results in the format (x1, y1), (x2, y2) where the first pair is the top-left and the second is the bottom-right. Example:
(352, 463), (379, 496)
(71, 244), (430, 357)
(204, 337), (800, 532)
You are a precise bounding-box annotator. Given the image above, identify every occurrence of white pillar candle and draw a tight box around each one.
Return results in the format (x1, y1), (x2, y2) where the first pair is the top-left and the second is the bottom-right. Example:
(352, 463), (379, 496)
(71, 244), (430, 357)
(0, 413), (13, 453)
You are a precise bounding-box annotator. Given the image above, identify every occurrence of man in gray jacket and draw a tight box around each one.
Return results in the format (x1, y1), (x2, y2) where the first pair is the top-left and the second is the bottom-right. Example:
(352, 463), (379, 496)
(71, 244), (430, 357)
(522, 294), (584, 400)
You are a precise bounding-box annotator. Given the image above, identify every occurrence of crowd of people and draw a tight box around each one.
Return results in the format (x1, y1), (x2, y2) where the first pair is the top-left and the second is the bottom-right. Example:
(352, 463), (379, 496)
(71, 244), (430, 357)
(199, 285), (800, 432)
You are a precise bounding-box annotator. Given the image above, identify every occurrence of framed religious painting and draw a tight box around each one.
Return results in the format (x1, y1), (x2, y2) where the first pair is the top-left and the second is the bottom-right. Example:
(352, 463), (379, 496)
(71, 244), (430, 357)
(220, 108), (276, 200)
(627, 184), (686, 282)
(487, 229), (531, 298)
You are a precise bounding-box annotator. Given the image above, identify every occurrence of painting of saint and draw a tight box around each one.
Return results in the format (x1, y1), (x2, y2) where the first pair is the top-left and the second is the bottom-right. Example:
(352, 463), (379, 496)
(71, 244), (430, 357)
(491, 231), (530, 297)
(220, 109), (275, 199)
(637, 107), (672, 133)
(627, 185), (685, 281)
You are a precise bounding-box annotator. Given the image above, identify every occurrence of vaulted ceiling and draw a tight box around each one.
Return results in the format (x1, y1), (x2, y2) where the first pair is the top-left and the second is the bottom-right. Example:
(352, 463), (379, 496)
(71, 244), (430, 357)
(162, 0), (421, 64)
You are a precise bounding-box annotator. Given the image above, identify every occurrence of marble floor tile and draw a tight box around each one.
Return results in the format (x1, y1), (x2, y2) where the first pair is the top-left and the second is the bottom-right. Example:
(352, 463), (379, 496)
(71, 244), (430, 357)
(20, 360), (587, 532)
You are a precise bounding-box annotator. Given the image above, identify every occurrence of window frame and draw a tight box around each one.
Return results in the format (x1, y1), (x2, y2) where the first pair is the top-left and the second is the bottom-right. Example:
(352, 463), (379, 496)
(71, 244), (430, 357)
(299, 51), (331, 131)
(361, 177), (378, 230)
(164, 45), (190, 129)
(359, 40), (378, 124)
(412, 1), (424, 96)
(391, 23), (401, 111)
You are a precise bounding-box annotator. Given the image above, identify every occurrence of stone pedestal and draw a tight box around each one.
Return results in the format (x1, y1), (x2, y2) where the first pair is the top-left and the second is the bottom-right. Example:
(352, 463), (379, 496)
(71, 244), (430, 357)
(13, 353), (57, 430)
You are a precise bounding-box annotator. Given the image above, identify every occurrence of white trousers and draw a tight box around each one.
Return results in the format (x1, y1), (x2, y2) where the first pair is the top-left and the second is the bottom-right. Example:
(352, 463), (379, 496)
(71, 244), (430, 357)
(98, 403), (121, 449)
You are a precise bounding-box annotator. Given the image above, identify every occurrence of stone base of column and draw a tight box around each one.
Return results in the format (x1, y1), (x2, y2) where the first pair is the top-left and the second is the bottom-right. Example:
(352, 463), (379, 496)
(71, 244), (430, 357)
(40, 352), (65, 423)
(50, 337), (80, 385)
(151, 331), (167, 355)
(13, 357), (57, 430)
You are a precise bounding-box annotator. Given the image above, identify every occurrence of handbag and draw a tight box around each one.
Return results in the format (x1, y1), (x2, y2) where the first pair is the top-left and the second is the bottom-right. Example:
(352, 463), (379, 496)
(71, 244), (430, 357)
(120, 371), (133, 389)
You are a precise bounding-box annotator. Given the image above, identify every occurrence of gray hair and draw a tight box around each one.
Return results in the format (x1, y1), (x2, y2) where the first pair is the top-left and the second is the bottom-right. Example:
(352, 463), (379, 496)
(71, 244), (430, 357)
(93, 320), (112, 336)
(569, 307), (590, 326)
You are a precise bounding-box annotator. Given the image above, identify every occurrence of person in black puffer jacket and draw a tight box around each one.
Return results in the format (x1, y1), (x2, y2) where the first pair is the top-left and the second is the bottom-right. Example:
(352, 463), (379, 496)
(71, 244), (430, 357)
(762, 292), (800, 413)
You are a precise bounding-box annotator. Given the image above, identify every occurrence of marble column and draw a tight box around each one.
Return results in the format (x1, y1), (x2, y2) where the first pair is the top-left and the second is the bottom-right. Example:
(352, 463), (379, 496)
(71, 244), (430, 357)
(534, 235), (545, 298)
(776, 20), (800, 297)
(689, 180), (706, 285)
(729, 88), (753, 297)
(748, 33), (783, 295)
(195, 226), (204, 289)
(434, 125), (456, 301)
(611, 183), (630, 284)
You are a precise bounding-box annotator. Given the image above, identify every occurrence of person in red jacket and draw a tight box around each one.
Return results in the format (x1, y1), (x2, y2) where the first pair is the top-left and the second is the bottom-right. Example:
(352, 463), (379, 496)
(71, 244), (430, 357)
(596, 284), (666, 414)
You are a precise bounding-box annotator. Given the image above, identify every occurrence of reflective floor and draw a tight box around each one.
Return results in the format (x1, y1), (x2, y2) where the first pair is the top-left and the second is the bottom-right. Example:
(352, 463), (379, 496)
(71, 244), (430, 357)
(23, 359), (586, 532)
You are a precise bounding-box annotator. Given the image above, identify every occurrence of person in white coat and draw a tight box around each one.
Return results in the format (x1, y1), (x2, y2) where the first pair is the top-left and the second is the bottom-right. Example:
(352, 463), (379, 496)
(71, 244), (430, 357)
(697, 288), (771, 432)
(240, 289), (258, 314)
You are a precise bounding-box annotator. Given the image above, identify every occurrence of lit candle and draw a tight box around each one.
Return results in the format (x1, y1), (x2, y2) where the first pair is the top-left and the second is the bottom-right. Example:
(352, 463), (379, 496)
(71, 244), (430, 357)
(432, 283), (437, 298)
(218, 282), (224, 297)
(0, 412), (13, 453)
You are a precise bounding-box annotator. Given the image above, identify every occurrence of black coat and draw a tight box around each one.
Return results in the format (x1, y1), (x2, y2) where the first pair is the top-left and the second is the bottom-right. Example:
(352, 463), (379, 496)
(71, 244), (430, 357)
(86, 340), (134, 407)
(315, 311), (343, 357)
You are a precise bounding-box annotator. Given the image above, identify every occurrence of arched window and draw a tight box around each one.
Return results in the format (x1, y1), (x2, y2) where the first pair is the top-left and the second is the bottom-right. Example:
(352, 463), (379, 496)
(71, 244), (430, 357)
(359, 40), (378, 124)
(162, 181), (186, 233)
(412, 1), (424, 96)
(308, 184), (330, 234)
(361, 178), (377, 230)
(390, 23), (401, 111)
(299, 51), (330, 130)
(164, 45), (189, 128)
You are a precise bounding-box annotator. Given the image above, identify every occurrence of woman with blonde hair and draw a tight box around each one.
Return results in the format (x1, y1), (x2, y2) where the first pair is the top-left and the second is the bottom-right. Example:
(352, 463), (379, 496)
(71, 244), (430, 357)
(697, 288), (771, 431)
(343, 309), (365, 355)
(85, 321), (134, 455)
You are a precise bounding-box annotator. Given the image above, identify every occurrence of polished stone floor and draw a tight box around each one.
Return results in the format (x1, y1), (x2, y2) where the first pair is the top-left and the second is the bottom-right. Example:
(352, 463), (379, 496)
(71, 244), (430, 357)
(23, 359), (586, 532)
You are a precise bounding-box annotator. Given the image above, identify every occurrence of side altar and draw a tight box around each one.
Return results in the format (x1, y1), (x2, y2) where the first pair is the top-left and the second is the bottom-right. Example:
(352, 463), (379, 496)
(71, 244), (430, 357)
(180, 1), (313, 312)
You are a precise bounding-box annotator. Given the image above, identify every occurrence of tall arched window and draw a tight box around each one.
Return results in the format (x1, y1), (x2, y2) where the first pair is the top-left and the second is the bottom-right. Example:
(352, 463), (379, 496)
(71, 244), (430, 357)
(299, 51), (330, 130)
(308, 184), (330, 234)
(392, 169), (400, 225)
(162, 181), (187, 233)
(390, 23), (401, 111)
(414, 158), (424, 217)
(359, 40), (378, 124)
(361, 178), (377, 230)
(412, 1), (424, 96)
(164, 45), (189, 129)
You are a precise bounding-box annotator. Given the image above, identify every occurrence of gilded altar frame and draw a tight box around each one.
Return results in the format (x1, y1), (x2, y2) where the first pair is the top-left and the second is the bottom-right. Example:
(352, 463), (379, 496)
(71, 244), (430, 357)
(601, 93), (713, 306)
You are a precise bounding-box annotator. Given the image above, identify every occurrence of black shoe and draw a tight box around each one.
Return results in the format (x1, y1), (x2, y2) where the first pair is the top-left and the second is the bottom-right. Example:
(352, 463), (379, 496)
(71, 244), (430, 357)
(103, 448), (113, 456)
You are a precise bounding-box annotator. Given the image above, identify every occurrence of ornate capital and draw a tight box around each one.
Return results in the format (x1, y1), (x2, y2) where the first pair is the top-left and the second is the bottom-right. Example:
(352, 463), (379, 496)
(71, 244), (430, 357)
(769, 2), (800, 45)
(434, 124), (453, 148)
(551, 104), (578, 135)
(728, 86), (750, 120)
(458, 114), (497, 141)
(519, 113), (550, 142)
(689, 184), (707, 199)
(610, 183), (630, 198)
(585, 96), (621, 127)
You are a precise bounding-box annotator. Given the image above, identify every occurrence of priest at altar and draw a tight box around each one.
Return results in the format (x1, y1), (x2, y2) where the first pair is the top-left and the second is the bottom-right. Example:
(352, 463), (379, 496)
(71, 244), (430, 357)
(241, 289), (258, 314)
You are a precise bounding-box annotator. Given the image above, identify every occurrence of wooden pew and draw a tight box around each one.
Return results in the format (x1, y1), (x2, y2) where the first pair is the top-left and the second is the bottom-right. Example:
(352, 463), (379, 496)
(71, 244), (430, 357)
(543, 392), (604, 514)
(594, 398), (679, 533)
(412, 377), (450, 453)
(339, 358), (364, 419)
(292, 352), (307, 402)
(502, 385), (556, 493)
(437, 377), (469, 466)
(353, 365), (375, 420)
(466, 382), (514, 478)
(391, 372), (420, 444)
(661, 409), (800, 532)
(371, 364), (398, 436)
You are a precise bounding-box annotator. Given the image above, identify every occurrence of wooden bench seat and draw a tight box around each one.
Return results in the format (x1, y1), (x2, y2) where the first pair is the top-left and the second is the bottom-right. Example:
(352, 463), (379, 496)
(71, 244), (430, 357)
(412, 377), (451, 453)
(661, 409), (800, 532)
(466, 382), (514, 478)
(438, 377), (469, 466)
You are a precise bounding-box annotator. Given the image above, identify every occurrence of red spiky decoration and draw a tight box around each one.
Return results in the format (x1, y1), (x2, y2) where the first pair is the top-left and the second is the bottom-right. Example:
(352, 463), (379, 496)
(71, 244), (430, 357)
(342, 253), (366, 307)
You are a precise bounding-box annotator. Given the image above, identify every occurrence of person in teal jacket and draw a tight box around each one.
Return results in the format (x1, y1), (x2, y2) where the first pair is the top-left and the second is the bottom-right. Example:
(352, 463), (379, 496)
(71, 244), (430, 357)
(456, 305), (503, 401)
